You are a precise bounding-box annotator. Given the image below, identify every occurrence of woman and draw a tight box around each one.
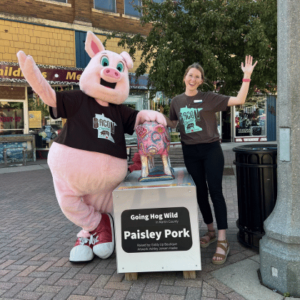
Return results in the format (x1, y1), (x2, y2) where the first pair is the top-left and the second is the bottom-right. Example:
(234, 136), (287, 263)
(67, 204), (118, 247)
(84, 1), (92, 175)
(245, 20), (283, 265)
(166, 56), (257, 264)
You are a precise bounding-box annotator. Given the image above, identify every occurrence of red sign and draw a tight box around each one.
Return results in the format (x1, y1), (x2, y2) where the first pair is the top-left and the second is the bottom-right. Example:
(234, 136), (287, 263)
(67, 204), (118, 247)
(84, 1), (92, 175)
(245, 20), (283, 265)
(0, 64), (83, 83)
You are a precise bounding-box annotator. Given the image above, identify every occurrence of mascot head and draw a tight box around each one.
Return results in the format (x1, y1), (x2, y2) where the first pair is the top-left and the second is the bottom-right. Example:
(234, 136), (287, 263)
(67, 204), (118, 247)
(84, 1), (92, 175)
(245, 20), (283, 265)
(79, 31), (133, 104)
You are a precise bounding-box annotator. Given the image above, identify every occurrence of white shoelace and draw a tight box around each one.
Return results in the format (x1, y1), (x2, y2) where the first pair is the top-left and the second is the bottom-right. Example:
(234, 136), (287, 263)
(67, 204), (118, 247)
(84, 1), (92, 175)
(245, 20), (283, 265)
(79, 234), (99, 246)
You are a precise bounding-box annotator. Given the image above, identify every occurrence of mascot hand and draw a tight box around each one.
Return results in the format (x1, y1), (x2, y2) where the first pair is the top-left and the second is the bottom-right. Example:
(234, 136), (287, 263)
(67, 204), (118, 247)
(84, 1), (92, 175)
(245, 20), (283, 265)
(17, 51), (56, 107)
(135, 110), (167, 129)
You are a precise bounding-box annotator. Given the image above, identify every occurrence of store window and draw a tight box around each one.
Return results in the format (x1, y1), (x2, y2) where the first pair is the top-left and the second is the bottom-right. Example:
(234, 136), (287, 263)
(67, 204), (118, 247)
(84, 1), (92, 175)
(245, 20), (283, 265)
(0, 102), (24, 135)
(94, 0), (115, 12)
(124, 0), (142, 17)
(28, 86), (71, 149)
(234, 96), (267, 137)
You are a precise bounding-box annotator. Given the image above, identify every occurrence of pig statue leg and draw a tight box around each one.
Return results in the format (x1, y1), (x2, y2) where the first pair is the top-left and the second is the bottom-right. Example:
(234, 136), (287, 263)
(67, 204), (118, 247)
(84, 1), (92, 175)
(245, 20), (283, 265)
(161, 154), (172, 175)
(148, 155), (154, 170)
(140, 155), (149, 177)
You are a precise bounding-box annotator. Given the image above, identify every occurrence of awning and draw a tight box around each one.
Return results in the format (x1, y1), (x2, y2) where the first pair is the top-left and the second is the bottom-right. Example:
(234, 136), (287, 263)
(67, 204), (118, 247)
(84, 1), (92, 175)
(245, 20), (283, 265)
(0, 61), (150, 89)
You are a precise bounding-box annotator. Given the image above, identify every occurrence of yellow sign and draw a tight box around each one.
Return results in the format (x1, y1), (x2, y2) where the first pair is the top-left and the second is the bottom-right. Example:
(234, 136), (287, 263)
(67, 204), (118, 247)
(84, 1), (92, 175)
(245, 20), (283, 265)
(29, 111), (42, 128)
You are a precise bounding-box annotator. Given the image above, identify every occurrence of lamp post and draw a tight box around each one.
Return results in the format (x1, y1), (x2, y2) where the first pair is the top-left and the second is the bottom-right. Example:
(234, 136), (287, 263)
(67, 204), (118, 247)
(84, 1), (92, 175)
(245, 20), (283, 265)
(260, 0), (300, 296)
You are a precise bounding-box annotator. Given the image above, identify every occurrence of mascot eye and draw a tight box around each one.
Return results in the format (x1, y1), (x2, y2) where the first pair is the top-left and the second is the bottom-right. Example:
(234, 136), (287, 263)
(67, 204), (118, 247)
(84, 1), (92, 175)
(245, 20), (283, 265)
(101, 56), (109, 67)
(116, 62), (124, 72)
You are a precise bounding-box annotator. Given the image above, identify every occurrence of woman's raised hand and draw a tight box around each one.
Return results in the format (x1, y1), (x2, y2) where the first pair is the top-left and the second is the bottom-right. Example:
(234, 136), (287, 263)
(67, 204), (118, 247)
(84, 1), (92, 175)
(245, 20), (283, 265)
(241, 55), (258, 77)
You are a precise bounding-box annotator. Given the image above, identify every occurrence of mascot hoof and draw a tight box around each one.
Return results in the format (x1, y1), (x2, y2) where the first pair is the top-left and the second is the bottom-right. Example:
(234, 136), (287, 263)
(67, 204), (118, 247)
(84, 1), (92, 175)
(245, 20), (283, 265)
(90, 213), (115, 259)
(69, 238), (94, 263)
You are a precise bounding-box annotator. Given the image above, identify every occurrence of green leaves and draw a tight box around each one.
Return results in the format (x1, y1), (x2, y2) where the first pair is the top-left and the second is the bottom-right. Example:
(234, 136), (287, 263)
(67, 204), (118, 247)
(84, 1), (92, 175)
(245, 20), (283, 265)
(106, 0), (277, 97)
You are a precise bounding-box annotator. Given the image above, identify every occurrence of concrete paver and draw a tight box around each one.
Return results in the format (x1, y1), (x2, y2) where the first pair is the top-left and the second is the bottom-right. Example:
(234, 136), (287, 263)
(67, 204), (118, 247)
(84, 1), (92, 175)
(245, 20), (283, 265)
(0, 144), (278, 299)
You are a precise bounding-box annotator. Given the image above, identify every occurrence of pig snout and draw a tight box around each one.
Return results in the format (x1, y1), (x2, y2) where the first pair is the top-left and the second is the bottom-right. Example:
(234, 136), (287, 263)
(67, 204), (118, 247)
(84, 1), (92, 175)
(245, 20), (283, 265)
(146, 146), (158, 155)
(102, 68), (121, 80)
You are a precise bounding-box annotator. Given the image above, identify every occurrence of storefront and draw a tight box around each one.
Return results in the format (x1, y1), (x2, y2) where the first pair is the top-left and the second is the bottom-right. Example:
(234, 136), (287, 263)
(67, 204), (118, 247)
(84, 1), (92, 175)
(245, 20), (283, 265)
(220, 94), (276, 143)
(233, 95), (269, 143)
(0, 62), (84, 162)
(0, 62), (151, 162)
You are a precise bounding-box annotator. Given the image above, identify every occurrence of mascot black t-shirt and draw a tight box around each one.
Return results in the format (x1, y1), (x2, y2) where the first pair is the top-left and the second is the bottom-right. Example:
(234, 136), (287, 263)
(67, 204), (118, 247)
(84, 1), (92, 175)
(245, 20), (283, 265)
(50, 90), (138, 159)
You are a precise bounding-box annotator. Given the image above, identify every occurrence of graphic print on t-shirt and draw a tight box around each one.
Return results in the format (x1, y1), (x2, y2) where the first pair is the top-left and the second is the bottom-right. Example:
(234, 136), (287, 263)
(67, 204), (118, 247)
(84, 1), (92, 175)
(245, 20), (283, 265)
(179, 106), (203, 134)
(93, 113), (117, 143)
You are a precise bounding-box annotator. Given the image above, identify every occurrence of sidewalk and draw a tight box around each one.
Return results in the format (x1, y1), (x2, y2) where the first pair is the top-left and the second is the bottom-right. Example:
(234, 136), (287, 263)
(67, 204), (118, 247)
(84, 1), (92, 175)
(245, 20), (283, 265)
(0, 142), (285, 300)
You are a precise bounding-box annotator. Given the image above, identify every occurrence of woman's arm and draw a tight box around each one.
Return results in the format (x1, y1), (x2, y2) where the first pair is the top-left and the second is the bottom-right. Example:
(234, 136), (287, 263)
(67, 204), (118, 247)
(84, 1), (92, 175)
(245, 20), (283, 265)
(228, 55), (258, 106)
(164, 115), (178, 128)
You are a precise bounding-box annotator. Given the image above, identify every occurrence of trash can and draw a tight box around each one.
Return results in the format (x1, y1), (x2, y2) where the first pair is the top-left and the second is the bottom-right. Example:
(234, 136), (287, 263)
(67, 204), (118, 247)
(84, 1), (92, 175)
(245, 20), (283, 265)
(233, 144), (277, 249)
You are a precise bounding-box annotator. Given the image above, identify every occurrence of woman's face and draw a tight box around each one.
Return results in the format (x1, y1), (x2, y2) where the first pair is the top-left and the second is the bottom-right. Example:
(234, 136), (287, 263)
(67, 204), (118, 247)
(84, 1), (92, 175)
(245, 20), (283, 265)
(184, 68), (203, 92)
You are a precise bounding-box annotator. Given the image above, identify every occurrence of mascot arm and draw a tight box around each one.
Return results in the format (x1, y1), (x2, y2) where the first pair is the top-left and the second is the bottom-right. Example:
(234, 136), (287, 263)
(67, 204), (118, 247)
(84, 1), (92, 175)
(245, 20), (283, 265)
(17, 51), (56, 108)
(134, 110), (167, 129)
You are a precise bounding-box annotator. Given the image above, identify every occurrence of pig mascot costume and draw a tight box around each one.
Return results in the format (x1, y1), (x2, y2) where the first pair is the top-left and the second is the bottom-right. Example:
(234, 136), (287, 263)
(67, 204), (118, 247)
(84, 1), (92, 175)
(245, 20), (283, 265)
(17, 31), (166, 263)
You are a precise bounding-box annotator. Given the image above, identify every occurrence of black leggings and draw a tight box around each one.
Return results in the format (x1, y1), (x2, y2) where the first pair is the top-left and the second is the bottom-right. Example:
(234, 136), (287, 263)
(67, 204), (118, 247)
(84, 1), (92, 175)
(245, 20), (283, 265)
(182, 141), (228, 230)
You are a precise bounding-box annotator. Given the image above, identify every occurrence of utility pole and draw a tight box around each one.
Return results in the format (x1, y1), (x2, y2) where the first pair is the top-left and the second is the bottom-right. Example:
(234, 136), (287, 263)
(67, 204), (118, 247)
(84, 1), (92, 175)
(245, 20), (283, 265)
(260, 0), (300, 297)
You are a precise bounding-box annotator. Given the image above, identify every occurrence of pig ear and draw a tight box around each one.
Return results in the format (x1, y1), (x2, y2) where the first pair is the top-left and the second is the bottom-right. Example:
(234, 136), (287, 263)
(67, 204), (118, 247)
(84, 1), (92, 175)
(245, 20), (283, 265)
(120, 51), (133, 70)
(155, 124), (166, 133)
(85, 31), (105, 58)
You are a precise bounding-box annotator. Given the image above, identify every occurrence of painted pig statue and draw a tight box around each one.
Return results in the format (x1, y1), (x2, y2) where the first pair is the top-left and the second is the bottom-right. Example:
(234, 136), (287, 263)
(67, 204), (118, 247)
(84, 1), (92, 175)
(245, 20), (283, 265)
(136, 121), (172, 178)
(17, 31), (166, 263)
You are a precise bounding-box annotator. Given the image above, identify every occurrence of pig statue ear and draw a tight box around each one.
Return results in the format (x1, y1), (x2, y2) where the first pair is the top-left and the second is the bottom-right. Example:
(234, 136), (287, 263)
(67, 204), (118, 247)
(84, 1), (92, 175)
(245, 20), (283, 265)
(85, 31), (105, 58)
(120, 51), (133, 70)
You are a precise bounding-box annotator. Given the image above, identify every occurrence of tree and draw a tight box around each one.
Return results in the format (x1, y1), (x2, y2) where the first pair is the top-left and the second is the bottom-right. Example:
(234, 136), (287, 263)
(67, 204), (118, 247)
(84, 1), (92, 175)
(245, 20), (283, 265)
(105, 0), (277, 98)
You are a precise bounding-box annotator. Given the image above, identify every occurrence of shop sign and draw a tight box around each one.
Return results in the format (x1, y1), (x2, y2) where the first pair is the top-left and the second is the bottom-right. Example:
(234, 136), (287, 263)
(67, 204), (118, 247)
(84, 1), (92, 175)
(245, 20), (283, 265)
(29, 111), (42, 129)
(121, 207), (192, 253)
(0, 64), (83, 83)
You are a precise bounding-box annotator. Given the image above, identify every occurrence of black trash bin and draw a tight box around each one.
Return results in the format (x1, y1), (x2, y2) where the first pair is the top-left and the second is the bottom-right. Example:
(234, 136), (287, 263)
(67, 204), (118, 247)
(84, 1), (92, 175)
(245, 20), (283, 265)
(233, 144), (277, 249)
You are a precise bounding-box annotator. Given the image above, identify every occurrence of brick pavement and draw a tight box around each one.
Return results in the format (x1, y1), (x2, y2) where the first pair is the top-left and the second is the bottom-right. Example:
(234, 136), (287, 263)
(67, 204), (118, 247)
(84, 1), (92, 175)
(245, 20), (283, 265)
(0, 149), (257, 300)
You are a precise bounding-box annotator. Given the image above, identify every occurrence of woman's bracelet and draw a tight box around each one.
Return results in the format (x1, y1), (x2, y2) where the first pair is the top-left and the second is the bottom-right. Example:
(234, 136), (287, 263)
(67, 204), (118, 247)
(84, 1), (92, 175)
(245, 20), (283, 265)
(242, 78), (251, 82)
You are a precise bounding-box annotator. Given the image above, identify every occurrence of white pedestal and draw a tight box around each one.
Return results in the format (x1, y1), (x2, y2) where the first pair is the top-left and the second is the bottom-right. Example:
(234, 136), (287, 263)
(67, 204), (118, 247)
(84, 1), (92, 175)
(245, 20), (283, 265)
(113, 167), (201, 278)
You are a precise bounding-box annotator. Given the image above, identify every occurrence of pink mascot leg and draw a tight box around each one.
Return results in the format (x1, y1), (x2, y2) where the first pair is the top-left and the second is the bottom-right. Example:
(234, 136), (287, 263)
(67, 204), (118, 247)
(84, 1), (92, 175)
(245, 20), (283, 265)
(49, 143), (127, 262)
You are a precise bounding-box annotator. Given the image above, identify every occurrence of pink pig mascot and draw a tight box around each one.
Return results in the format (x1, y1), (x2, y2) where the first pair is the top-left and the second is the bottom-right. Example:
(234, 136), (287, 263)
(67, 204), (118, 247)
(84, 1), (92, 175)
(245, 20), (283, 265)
(17, 31), (166, 263)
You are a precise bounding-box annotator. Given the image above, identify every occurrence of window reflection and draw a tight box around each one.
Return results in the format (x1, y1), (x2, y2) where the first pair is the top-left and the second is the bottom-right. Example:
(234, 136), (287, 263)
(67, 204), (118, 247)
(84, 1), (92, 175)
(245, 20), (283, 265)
(94, 0), (115, 12)
(28, 86), (70, 148)
(235, 96), (266, 137)
(125, 0), (142, 17)
(0, 102), (24, 135)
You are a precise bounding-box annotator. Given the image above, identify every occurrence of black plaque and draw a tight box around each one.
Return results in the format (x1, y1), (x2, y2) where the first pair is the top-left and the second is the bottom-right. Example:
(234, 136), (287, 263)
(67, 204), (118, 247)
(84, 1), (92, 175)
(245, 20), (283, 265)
(121, 207), (192, 253)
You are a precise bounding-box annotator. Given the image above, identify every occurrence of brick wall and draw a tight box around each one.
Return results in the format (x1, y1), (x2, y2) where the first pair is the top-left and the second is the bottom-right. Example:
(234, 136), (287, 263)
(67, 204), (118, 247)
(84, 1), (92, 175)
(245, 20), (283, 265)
(74, 0), (92, 24)
(0, 20), (75, 67)
(0, 0), (74, 24)
(1, 0), (152, 35)
(92, 11), (151, 36)
(102, 35), (144, 73)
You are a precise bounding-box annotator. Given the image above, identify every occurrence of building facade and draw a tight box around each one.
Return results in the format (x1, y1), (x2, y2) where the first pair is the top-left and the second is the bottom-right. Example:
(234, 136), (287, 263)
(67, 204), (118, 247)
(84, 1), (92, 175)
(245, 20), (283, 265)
(0, 0), (152, 162)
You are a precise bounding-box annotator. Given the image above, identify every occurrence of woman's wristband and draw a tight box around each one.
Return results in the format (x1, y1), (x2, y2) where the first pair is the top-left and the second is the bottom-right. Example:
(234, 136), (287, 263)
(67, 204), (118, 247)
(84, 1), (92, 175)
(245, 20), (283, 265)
(242, 78), (251, 82)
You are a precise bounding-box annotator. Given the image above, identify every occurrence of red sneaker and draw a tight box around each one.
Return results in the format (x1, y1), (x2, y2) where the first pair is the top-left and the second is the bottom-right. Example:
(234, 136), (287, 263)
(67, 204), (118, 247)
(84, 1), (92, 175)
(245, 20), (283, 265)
(69, 235), (94, 263)
(91, 213), (115, 259)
